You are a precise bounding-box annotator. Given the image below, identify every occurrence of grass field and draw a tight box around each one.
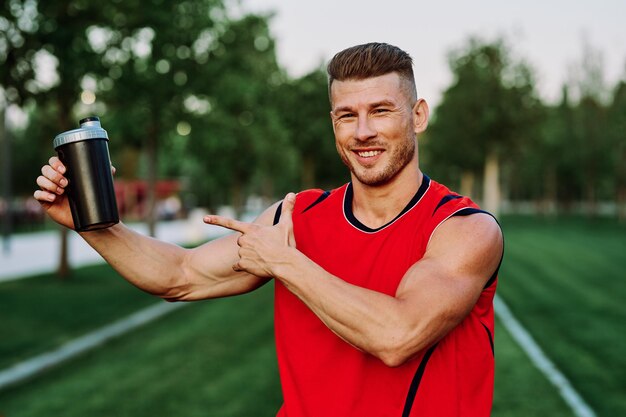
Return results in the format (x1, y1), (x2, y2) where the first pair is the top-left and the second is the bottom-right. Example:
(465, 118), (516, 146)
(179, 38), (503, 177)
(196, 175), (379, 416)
(0, 215), (623, 416)
(498, 215), (626, 416)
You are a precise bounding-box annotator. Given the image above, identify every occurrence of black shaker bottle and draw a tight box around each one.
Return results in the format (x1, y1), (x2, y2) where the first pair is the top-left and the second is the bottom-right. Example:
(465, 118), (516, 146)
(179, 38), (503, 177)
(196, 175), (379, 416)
(53, 116), (119, 232)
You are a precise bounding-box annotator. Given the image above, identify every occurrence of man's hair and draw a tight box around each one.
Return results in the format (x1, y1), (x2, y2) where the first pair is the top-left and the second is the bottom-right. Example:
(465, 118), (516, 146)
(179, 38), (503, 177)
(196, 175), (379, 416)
(327, 42), (417, 103)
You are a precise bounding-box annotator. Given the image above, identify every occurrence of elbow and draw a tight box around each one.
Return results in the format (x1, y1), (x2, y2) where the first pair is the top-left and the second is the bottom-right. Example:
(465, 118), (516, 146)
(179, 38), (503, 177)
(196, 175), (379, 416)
(159, 279), (193, 302)
(374, 331), (425, 368)
(375, 321), (449, 367)
(379, 351), (410, 368)
(153, 270), (194, 302)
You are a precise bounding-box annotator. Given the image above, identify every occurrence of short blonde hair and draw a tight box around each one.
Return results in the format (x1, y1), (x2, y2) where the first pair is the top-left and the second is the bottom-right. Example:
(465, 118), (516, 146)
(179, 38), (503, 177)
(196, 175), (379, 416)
(327, 42), (417, 102)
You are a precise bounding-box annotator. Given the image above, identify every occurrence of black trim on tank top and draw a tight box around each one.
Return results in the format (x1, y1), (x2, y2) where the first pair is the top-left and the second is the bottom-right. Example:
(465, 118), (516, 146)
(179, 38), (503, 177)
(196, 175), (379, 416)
(402, 343), (438, 417)
(274, 191), (332, 225)
(272, 202), (283, 225)
(481, 322), (495, 356)
(344, 175), (431, 233)
(302, 190), (331, 214)
(450, 208), (504, 289)
(432, 194), (463, 216)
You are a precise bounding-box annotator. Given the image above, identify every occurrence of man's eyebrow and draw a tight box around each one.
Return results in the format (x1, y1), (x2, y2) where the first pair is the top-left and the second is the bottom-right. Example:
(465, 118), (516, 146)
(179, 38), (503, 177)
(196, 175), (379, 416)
(370, 100), (396, 108)
(332, 100), (397, 114)
(331, 105), (354, 114)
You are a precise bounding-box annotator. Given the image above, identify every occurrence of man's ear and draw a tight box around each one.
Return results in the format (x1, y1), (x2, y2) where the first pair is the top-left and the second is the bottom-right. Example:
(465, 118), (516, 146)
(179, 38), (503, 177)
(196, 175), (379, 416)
(413, 99), (429, 134)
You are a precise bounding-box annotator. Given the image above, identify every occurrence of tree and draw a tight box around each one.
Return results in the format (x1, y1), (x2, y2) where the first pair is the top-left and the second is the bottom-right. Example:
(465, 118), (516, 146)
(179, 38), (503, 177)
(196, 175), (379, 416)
(182, 13), (298, 215)
(89, 0), (228, 235)
(425, 38), (541, 216)
(1, 1), (115, 277)
(607, 80), (626, 221)
(0, 0), (42, 251)
(568, 41), (612, 217)
(279, 68), (345, 190)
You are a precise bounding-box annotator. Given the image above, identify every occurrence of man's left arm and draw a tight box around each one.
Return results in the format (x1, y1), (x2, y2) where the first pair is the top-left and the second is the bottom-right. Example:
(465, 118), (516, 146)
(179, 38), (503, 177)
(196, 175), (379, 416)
(206, 195), (503, 367)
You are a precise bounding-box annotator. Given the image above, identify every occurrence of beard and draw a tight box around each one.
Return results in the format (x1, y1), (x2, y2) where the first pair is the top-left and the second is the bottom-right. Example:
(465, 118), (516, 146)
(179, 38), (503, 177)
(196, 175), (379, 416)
(338, 136), (416, 186)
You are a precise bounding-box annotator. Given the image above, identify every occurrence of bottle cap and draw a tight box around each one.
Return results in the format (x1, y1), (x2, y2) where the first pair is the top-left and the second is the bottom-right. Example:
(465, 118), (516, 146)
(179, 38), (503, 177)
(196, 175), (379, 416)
(53, 116), (109, 149)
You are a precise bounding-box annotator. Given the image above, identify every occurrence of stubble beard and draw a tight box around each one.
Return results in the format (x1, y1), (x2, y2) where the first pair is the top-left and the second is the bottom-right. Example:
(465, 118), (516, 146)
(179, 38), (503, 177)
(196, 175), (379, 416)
(339, 136), (416, 187)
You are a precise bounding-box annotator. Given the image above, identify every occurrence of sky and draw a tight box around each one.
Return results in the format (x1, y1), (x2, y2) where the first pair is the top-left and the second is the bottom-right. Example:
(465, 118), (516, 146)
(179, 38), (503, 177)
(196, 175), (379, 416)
(240, 0), (626, 107)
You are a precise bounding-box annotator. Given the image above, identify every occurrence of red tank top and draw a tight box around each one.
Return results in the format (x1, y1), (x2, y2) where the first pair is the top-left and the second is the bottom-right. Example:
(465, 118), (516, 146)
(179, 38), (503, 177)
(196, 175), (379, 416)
(274, 175), (499, 417)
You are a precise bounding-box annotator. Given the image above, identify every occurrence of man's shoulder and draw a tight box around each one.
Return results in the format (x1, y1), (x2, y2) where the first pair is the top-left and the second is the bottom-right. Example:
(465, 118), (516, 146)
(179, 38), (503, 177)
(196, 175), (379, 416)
(270, 184), (348, 225)
(425, 176), (482, 217)
(294, 184), (347, 214)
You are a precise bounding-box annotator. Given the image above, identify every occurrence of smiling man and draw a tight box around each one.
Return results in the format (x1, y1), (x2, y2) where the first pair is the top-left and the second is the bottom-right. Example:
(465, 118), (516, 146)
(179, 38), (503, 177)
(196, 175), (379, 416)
(35, 43), (503, 417)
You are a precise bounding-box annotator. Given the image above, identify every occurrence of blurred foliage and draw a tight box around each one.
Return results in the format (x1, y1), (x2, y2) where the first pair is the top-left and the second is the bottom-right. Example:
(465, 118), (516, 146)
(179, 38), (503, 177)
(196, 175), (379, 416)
(424, 38), (543, 204)
(424, 37), (625, 218)
(1, 2), (625, 220)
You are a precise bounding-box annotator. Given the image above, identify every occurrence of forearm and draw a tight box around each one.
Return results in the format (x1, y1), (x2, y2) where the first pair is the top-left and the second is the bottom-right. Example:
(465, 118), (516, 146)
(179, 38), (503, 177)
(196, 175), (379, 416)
(274, 249), (439, 366)
(79, 222), (190, 299)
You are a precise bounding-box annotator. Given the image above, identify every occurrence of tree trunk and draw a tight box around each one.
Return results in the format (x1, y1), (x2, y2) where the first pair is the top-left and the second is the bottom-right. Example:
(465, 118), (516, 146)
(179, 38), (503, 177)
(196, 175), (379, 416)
(482, 150), (501, 217)
(231, 178), (244, 219)
(617, 144), (626, 223)
(585, 181), (598, 218)
(146, 123), (158, 237)
(460, 170), (475, 198)
(1, 105), (12, 254)
(301, 155), (315, 190)
(543, 164), (557, 216)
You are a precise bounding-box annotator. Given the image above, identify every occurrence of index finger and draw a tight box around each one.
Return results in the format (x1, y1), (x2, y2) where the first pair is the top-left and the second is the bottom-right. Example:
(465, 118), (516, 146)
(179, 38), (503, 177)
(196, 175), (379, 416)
(204, 215), (254, 234)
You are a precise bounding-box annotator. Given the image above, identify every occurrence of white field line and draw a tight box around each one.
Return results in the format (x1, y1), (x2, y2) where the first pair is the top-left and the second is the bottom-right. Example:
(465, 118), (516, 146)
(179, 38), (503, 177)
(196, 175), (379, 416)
(494, 295), (596, 417)
(0, 301), (187, 390)
(0, 289), (600, 417)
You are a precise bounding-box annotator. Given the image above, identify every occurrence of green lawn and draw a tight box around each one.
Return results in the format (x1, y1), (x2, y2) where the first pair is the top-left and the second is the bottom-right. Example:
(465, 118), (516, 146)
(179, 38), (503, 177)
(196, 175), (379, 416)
(497, 215), (626, 417)
(0, 265), (157, 369)
(1, 215), (623, 416)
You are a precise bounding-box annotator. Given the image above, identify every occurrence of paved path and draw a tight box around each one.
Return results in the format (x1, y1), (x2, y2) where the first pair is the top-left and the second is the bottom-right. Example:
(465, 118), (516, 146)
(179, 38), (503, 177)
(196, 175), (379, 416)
(0, 212), (230, 282)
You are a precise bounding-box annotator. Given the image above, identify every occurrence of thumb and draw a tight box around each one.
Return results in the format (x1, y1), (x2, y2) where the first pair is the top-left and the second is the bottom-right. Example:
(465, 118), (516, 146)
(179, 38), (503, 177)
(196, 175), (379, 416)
(279, 193), (296, 225)
(279, 193), (296, 247)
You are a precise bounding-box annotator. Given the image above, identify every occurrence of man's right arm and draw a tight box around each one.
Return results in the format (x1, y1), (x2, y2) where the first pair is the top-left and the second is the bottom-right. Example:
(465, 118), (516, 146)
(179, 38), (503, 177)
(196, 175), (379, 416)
(34, 156), (275, 301)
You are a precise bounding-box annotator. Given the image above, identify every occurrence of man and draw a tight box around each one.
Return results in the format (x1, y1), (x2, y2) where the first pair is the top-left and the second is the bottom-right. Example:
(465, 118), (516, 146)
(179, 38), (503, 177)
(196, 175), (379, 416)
(35, 42), (503, 416)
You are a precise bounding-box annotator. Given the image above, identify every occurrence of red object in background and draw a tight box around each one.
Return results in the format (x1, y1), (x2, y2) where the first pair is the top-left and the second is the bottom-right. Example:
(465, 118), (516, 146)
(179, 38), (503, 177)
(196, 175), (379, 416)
(114, 180), (180, 220)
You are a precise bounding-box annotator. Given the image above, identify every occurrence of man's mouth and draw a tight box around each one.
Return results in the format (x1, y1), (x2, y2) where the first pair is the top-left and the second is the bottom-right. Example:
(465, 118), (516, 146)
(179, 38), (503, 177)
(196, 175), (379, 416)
(355, 150), (383, 158)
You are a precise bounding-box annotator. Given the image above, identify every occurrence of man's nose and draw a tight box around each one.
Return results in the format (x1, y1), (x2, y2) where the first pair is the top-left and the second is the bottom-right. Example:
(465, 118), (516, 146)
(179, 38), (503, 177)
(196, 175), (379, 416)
(354, 115), (377, 141)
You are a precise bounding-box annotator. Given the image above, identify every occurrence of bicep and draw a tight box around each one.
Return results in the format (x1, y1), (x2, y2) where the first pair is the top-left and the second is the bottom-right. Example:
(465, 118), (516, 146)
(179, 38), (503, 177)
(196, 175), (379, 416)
(395, 214), (503, 340)
(179, 201), (283, 300)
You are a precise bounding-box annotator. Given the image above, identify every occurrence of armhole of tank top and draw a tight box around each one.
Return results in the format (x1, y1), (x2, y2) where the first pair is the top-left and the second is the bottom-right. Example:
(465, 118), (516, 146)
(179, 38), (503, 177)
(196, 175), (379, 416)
(427, 207), (503, 290)
(426, 207), (495, 248)
(273, 202), (283, 225)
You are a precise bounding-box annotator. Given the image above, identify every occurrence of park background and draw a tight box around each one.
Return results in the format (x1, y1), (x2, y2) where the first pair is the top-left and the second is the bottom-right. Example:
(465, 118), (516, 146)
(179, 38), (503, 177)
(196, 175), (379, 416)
(0, 0), (625, 416)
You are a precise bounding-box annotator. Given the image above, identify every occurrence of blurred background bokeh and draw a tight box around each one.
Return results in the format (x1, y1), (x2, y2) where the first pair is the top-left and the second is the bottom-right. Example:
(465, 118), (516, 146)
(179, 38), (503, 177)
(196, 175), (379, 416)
(0, 1), (624, 416)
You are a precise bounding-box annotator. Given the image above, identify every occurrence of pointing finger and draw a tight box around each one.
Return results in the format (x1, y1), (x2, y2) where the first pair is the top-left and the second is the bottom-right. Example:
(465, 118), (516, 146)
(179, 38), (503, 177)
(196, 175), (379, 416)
(204, 215), (254, 234)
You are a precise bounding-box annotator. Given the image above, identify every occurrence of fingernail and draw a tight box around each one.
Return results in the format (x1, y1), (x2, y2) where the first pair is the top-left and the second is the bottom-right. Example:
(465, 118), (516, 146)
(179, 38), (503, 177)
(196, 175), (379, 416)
(48, 194), (55, 202)
(56, 187), (64, 195)
(59, 166), (66, 174)
(60, 178), (68, 187)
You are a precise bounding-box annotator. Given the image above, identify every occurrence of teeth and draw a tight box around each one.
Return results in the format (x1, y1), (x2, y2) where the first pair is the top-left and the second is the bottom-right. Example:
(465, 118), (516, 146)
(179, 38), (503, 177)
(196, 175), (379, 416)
(357, 150), (381, 157)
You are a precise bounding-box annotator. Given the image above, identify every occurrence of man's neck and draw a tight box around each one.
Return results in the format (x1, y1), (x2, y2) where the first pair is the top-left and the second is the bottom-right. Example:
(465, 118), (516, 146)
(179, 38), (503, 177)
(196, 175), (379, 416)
(350, 166), (423, 230)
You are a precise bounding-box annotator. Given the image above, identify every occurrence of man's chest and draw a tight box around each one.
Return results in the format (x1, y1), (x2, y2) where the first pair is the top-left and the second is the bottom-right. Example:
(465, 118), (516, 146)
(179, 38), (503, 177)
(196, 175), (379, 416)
(293, 211), (427, 295)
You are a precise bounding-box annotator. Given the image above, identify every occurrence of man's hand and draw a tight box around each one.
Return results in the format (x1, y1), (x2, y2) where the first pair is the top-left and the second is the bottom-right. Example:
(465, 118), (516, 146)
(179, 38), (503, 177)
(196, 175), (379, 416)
(34, 156), (117, 230)
(33, 156), (74, 229)
(204, 193), (297, 278)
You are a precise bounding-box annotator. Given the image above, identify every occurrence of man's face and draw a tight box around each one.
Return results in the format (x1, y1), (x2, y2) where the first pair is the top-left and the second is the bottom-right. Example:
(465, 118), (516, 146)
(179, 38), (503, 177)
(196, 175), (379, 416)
(329, 72), (423, 187)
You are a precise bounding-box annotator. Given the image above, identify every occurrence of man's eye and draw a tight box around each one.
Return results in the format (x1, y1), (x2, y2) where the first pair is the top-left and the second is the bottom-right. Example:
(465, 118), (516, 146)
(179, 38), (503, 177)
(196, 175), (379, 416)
(374, 108), (389, 114)
(339, 113), (355, 119)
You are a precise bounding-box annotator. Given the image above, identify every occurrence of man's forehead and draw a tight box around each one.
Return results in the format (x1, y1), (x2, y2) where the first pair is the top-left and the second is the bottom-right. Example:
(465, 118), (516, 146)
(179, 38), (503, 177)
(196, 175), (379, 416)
(330, 73), (405, 109)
